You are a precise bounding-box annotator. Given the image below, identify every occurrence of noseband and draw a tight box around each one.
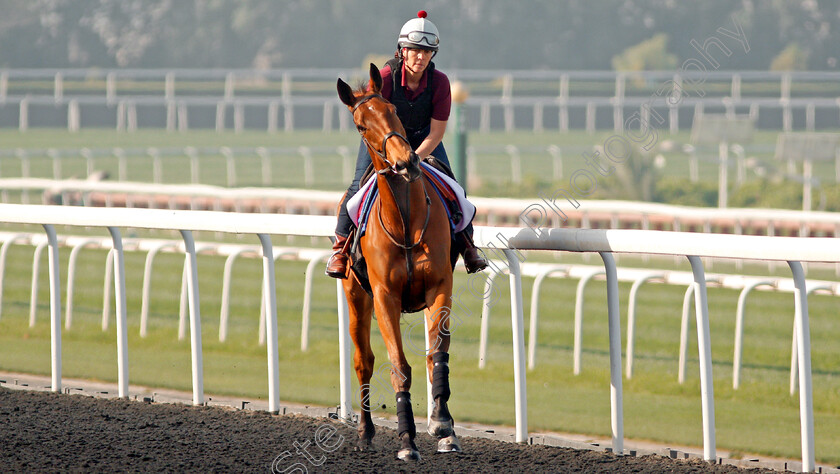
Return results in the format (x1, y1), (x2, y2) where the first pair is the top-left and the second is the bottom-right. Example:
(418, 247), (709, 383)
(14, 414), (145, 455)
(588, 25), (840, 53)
(352, 94), (418, 177)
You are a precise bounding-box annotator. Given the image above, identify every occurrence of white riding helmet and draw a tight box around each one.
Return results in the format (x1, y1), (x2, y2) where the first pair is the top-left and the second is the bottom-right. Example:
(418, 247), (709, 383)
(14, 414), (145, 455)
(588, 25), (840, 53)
(398, 10), (440, 52)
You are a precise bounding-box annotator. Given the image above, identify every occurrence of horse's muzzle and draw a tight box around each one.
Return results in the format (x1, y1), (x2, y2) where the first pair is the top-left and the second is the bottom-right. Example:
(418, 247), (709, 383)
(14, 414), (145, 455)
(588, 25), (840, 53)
(396, 153), (422, 182)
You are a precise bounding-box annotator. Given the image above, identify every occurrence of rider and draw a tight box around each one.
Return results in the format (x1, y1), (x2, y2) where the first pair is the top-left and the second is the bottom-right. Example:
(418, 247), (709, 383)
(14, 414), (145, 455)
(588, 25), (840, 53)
(326, 10), (488, 278)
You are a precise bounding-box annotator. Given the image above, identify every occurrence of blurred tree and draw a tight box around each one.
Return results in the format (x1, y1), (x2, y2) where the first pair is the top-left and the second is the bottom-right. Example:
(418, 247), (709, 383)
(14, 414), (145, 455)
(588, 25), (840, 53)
(611, 33), (678, 71)
(596, 144), (659, 202)
(770, 42), (809, 71)
(0, 0), (838, 70)
(80, 0), (173, 66)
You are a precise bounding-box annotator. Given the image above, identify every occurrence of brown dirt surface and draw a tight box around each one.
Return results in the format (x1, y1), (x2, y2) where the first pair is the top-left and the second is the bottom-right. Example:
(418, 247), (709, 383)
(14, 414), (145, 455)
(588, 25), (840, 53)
(0, 387), (775, 473)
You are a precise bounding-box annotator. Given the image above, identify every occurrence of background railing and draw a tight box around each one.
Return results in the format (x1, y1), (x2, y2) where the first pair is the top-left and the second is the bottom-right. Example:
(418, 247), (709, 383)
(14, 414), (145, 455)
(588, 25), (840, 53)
(3, 69), (840, 132)
(0, 203), (835, 471)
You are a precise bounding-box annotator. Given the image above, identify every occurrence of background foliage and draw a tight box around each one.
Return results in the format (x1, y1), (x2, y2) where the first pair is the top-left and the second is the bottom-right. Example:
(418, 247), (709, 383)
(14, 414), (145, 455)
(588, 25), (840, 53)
(2, 0), (840, 71)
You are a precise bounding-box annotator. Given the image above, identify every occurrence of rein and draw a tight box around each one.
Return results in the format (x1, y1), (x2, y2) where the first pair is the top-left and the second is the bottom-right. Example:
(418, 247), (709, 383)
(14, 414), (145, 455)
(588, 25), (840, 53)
(377, 189), (431, 250)
(353, 93), (430, 250)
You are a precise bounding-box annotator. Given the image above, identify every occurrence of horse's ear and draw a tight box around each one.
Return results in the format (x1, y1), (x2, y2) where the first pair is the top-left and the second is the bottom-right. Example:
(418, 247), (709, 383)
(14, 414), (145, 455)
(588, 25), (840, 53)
(368, 63), (382, 93)
(336, 78), (356, 108)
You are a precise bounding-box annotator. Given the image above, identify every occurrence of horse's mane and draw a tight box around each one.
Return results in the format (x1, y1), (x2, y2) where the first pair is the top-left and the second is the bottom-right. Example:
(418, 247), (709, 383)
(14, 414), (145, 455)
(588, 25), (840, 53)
(352, 76), (382, 99)
(353, 81), (369, 96)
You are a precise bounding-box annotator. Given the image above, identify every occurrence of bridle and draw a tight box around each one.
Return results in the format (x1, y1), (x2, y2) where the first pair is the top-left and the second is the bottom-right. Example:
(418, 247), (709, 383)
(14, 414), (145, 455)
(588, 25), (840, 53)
(352, 94), (420, 178)
(352, 93), (430, 252)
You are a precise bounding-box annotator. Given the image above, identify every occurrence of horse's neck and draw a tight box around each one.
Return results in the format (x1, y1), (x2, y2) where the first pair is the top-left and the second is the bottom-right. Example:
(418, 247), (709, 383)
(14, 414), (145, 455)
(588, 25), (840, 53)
(377, 173), (425, 234)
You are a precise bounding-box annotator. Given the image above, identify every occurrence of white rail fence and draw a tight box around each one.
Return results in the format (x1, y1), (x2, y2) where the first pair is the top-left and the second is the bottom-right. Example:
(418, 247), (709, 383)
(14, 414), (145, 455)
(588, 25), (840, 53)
(3, 142), (837, 191)
(0, 204), (835, 471)
(3, 179), (840, 243)
(8, 230), (830, 397)
(476, 261), (837, 393)
(3, 69), (840, 132)
(0, 232), (332, 347)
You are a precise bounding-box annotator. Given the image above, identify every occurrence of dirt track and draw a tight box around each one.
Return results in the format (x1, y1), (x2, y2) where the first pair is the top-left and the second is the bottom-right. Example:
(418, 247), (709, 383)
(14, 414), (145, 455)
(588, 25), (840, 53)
(0, 387), (774, 473)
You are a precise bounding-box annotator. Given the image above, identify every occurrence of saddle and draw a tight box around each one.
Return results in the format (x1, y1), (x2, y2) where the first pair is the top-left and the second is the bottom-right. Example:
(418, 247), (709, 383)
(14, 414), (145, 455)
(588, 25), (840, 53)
(348, 158), (466, 306)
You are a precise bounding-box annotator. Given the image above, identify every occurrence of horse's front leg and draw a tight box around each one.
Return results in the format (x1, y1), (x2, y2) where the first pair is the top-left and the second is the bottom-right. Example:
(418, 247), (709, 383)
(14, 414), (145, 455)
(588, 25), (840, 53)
(425, 291), (462, 453)
(372, 291), (420, 462)
(344, 279), (376, 450)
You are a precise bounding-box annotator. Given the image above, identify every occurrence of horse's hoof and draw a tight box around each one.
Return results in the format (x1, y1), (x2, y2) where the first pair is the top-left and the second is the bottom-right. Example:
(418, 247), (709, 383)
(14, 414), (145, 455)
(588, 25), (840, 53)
(397, 448), (422, 462)
(355, 439), (375, 452)
(436, 435), (462, 453)
(427, 418), (454, 438)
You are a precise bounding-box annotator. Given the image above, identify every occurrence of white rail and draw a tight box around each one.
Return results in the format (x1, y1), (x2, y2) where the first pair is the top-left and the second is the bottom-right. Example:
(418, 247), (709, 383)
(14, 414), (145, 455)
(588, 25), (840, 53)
(0, 204), (833, 471)
(0, 232), (333, 352)
(479, 261), (838, 393)
(472, 225), (835, 469)
(3, 179), (840, 242)
(11, 229), (821, 397)
(3, 68), (840, 132)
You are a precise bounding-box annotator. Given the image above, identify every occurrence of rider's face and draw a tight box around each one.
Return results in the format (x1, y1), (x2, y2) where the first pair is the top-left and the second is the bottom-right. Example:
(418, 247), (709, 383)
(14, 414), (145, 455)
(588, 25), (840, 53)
(402, 48), (433, 75)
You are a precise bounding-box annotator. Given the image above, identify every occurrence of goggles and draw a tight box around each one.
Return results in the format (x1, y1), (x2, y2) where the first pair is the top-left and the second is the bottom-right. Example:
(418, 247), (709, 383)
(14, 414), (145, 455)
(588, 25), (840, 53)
(402, 31), (439, 47)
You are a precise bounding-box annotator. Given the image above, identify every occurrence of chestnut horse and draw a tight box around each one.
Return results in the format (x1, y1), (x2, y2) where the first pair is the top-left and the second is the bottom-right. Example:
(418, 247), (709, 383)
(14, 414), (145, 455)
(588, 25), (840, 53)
(336, 64), (459, 461)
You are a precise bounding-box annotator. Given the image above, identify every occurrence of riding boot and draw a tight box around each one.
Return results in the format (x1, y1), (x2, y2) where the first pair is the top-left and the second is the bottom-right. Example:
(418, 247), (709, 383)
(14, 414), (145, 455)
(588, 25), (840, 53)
(325, 233), (351, 279)
(459, 231), (488, 274)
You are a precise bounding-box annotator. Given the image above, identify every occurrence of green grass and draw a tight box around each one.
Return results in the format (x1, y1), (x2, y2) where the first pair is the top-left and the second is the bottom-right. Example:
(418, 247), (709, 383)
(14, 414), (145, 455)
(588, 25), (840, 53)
(0, 242), (839, 464)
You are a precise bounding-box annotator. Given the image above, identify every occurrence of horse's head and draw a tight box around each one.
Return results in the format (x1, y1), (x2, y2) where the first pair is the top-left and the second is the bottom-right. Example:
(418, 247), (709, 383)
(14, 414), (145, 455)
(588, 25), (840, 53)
(337, 64), (421, 182)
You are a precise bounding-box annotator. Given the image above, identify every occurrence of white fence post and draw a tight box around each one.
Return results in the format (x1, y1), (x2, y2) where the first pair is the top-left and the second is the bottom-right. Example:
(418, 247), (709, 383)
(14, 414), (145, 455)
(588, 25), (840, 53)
(44, 225), (61, 393)
(184, 146), (200, 185)
(527, 266), (567, 370)
(504, 145), (522, 185)
(113, 148), (128, 181)
(687, 255), (716, 462)
(0, 234), (27, 320)
(258, 234), (281, 414)
(504, 249), (528, 443)
(108, 227), (130, 398)
(788, 261), (816, 473)
(140, 242), (176, 338)
(256, 147), (273, 186)
(180, 230), (204, 406)
(335, 279), (353, 421)
(299, 146), (314, 187)
(733, 280), (776, 389)
(147, 147), (162, 184)
(19, 98), (29, 131)
(178, 257), (189, 341)
(218, 248), (252, 343)
(300, 251), (332, 351)
(478, 265), (505, 369)
(599, 252), (624, 454)
(625, 273), (665, 379)
(102, 249), (114, 330)
(29, 241), (49, 328)
(220, 147), (236, 187)
(678, 284), (693, 384)
(65, 239), (100, 330)
(573, 268), (605, 375)
(80, 148), (94, 178)
(47, 148), (62, 180)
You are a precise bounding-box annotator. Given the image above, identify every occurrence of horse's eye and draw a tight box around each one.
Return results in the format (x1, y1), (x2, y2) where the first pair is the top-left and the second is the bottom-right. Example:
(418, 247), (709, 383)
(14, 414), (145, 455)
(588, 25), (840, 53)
(356, 125), (367, 133)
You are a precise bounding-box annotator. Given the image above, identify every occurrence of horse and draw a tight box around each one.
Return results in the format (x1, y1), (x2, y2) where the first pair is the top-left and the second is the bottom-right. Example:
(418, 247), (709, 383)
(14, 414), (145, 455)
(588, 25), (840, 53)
(336, 64), (460, 461)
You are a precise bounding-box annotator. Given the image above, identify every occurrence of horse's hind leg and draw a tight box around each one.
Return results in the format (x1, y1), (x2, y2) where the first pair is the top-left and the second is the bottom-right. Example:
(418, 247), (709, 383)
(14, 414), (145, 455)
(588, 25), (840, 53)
(344, 279), (376, 450)
(425, 295), (462, 453)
